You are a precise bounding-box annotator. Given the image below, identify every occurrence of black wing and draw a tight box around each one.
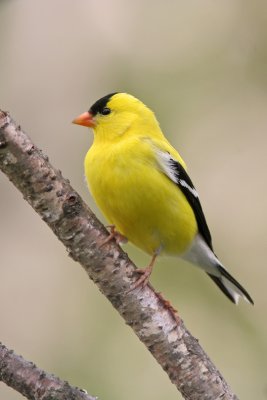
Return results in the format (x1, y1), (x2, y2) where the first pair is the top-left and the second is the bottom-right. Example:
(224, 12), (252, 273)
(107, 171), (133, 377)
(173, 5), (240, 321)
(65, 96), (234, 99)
(160, 153), (213, 251)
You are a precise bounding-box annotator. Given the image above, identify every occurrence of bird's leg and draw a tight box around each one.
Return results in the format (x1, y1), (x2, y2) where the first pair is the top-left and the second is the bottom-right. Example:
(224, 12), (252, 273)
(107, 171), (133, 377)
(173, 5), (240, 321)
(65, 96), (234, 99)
(100, 225), (128, 247)
(128, 250), (180, 323)
(130, 252), (158, 291)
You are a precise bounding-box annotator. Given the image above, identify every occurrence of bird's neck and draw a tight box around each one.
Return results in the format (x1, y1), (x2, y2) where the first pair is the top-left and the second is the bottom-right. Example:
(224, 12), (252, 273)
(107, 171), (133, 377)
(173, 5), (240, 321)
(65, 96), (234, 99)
(93, 114), (164, 144)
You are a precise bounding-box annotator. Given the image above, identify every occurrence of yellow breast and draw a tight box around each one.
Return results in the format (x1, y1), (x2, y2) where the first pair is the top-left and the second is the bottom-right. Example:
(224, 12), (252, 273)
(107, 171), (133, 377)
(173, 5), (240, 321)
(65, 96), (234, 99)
(84, 137), (197, 255)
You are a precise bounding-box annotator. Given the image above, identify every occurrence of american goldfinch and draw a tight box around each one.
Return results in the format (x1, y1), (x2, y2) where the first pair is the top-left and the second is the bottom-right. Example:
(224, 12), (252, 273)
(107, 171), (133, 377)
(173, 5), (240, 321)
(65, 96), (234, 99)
(73, 92), (253, 305)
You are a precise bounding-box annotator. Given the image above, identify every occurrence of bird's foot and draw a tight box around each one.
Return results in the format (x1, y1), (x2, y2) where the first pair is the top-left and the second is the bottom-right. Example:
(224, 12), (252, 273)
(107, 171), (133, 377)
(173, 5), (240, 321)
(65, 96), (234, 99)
(128, 253), (158, 292)
(155, 291), (180, 324)
(130, 266), (153, 291)
(100, 225), (128, 247)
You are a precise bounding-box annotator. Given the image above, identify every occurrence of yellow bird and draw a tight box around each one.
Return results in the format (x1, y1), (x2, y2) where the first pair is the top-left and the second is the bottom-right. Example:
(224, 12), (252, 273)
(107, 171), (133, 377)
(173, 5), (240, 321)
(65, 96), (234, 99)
(73, 92), (253, 305)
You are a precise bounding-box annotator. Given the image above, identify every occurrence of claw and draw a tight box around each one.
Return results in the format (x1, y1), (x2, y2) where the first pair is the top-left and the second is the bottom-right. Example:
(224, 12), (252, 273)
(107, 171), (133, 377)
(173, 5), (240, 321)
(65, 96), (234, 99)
(128, 253), (158, 292)
(100, 225), (128, 247)
(155, 291), (180, 324)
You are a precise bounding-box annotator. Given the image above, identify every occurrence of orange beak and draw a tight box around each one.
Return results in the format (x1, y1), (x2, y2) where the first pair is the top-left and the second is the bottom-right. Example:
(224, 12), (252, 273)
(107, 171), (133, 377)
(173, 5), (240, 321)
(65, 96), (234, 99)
(72, 111), (96, 128)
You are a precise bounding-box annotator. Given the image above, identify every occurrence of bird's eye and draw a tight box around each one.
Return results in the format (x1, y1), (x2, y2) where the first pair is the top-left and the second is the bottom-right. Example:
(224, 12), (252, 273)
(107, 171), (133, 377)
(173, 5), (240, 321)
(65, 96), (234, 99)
(101, 107), (111, 115)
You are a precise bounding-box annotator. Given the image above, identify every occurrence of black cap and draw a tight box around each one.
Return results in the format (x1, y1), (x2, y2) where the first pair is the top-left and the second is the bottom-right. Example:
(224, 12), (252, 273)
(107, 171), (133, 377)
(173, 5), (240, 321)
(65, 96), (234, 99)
(89, 93), (118, 116)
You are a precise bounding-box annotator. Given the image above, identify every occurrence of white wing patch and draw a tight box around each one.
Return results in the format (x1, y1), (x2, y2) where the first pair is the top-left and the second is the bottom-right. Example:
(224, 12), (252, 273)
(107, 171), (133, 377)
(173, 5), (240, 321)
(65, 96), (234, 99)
(156, 150), (177, 183)
(156, 149), (199, 199)
(179, 179), (198, 198)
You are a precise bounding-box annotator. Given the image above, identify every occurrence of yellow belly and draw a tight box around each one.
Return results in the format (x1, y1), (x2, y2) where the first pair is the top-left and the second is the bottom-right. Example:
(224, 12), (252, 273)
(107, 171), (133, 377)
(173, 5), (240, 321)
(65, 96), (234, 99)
(85, 141), (197, 256)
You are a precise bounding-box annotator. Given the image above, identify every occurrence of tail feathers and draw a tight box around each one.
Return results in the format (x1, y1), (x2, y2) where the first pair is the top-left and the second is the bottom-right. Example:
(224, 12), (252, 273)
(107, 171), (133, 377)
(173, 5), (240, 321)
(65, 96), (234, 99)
(207, 265), (254, 305)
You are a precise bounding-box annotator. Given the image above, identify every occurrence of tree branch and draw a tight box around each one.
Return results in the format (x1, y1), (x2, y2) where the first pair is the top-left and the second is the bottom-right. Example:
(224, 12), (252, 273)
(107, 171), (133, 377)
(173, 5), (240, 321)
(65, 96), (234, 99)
(0, 110), (238, 400)
(0, 342), (97, 400)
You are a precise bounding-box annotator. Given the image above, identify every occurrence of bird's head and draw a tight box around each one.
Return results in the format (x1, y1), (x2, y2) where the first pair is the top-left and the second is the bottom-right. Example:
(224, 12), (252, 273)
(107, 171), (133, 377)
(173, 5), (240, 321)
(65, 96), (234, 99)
(73, 92), (162, 142)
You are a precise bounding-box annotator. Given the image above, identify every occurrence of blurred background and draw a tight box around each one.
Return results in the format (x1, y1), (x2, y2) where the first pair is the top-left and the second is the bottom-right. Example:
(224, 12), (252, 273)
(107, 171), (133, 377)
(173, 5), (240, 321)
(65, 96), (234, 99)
(0, 1), (267, 399)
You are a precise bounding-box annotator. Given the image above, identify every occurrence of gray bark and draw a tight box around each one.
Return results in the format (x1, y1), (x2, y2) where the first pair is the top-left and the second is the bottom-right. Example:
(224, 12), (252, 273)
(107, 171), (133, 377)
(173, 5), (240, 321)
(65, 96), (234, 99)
(0, 342), (97, 400)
